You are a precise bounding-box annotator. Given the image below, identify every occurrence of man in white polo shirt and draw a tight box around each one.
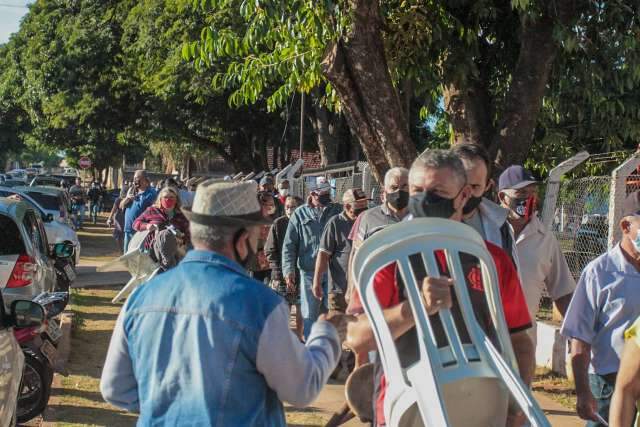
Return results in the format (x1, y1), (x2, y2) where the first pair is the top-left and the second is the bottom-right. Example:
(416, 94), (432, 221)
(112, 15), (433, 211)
(497, 166), (575, 343)
(562, 191), (640, 426)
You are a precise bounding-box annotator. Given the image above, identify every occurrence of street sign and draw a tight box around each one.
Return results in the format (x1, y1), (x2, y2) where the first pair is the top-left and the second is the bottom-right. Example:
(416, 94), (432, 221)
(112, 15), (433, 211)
(79, 157), (92, 169)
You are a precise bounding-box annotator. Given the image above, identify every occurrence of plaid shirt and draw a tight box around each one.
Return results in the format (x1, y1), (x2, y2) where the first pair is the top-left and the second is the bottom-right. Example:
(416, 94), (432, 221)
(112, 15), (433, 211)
(132, 206), (190, 249)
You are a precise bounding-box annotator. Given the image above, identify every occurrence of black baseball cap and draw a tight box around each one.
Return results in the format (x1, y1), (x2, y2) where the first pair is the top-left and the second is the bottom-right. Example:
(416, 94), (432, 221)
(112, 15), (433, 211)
(498, 165), (538, 191)
(623, 191), (640, 217)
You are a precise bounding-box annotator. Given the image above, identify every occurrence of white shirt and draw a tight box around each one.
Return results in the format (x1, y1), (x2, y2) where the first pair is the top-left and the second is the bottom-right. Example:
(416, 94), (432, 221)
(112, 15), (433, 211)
(561, 244), (640, 374)
(512, 215), (576, 320)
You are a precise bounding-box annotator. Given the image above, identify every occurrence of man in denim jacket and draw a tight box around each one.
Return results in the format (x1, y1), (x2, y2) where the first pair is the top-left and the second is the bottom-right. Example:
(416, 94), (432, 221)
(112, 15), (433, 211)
(101, 180), (350, 426)
(282, 179), (342, 339)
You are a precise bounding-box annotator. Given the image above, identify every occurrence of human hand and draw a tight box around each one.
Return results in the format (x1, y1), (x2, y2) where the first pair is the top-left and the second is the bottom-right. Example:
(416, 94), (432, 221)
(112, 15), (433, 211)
(318, 311), (356, 343)
(285, 273), (296, 290)
(421, 276), (454, 315)
(312, 280), (323, 300)
(106, 218), (112, 228)
(576, 390), (598, 421)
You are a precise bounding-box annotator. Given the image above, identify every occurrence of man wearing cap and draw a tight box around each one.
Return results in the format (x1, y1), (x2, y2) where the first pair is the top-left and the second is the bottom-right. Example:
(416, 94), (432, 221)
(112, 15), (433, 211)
(282, 179), (342, 339)
(313, 188), (369, 313)
(260, 175), (284, 217)
(101, 180), (352, 426)
(561, 191), (640, 426)
(497, 165), (575, 345)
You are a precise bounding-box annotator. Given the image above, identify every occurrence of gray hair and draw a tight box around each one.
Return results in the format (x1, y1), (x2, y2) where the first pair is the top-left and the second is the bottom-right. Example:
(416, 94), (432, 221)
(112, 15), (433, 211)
(134, 169), (148, 179)
(190, 222), (240, 251)
(384, 167), (409, 187)
(409, 149), (467, 187)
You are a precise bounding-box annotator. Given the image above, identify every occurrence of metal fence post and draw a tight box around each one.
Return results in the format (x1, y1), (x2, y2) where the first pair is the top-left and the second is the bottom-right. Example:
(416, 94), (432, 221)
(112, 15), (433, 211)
(608, 152), (640, 248)
(541, 151), (590, 230)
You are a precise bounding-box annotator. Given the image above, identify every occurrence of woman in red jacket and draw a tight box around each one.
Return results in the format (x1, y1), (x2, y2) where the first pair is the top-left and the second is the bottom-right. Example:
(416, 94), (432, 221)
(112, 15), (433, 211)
(133, 186), (190, 270)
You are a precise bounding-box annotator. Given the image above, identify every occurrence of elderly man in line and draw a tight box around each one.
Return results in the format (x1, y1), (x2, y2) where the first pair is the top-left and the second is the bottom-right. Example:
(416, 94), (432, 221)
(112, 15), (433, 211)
(101, 180), (352, 426)
(562, 191), (640, 426)
(282, 179), (342, 339)
(120, 170), (157, 252)
(497, 165), (575, 348)
(346, 150), (534, 427)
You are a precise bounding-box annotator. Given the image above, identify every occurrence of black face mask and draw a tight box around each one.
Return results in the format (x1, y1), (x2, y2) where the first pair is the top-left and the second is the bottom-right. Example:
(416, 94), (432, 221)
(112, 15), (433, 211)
(233, 229), (257, 269)
(318, 193), (332, 206)
(353, 207), (367, 217)
(386, 190), (409, 210)
(462, 195), (483, 215)
(409, 190), (457, 219)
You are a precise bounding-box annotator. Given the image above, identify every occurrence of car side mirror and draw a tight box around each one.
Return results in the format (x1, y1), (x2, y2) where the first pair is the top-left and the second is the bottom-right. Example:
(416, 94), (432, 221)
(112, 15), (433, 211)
(52, 242), (74, 259)
(43, 213), (54, 223)
(10, 300), (45, 328)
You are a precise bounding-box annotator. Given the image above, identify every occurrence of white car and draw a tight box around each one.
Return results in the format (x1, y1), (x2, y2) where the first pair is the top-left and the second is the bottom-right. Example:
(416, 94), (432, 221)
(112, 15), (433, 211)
(6, 170), (27, 183)
(0, 188), (81, 266)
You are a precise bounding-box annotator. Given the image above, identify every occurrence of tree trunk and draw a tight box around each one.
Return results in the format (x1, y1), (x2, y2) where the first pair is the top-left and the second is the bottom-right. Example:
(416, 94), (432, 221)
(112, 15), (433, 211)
(321, 0), (416, 183)
(311, 91), (339, 167)
(443, 82), (494, 147)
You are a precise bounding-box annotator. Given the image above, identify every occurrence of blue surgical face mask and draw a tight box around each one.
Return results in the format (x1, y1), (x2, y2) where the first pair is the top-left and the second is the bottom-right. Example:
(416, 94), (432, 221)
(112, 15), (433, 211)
(632, 231), (640, 252)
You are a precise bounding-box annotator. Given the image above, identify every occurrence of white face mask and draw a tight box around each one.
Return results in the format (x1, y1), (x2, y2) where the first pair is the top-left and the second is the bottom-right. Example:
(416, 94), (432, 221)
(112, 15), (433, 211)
(632, 230), (640, 252)
(279, 188), (290, 197)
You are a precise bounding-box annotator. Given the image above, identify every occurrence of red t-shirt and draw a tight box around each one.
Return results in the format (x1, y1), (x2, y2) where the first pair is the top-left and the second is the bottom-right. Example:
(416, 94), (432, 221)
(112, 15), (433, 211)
(347, 240), (531, 425)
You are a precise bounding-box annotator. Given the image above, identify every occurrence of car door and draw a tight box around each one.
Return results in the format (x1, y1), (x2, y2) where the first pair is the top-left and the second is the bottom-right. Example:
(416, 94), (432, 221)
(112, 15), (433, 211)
(33, 212), (56, 292)
(0, 291), (24, 426)
(22, 210), (55, 293)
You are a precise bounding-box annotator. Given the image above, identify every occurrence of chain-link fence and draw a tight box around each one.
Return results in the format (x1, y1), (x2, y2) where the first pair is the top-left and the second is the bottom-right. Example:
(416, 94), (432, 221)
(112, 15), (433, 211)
(549, 176), (611, 281)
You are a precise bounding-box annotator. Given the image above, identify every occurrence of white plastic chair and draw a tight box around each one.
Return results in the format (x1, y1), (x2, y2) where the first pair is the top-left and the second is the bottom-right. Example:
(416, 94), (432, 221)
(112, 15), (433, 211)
(352, 218), (550, 427)
(97, 230), (161, 303)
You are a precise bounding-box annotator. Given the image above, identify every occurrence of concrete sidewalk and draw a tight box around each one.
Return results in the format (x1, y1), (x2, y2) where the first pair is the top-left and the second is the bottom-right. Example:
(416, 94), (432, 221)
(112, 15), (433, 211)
(302, 382), (582, 427)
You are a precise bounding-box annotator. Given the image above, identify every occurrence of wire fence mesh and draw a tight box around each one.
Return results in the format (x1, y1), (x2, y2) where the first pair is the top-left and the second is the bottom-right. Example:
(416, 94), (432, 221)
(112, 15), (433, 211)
(549, 176), (611, 282)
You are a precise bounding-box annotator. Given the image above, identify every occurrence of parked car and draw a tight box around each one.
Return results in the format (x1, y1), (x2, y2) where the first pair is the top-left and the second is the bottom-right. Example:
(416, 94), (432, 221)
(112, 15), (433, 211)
(49, 174), (77, 189)
(0, 198), (57, 310)
(0, 188), (81, 266)
(0, 292), (46, 427)
(62, 168), (79, 177)
(0, 179), (27, 188)
(6, 169), (27, 183)
(29, 175), (66, 188)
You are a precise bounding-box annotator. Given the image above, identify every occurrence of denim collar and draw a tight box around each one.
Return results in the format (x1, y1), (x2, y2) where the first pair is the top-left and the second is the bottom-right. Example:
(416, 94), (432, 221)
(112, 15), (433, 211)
(182, 249), (248, 277)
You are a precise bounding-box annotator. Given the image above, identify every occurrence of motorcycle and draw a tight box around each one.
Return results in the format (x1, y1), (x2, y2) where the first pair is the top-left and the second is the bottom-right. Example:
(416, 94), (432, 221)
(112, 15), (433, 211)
(54, 254), (76, 292)
(14, 292), (69, 423)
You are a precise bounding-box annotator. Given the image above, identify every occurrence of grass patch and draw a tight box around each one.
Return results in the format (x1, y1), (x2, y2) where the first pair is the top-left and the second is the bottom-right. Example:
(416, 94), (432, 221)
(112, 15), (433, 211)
(533, 367), (577, 410)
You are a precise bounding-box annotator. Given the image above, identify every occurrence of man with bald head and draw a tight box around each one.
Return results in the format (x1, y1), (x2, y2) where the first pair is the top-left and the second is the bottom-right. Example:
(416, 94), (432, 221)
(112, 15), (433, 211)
(120, 170), (158, 252)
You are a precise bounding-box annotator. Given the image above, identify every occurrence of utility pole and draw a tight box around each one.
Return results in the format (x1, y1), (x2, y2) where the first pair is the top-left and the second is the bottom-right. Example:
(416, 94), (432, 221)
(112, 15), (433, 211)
(299, 92), (305, 162)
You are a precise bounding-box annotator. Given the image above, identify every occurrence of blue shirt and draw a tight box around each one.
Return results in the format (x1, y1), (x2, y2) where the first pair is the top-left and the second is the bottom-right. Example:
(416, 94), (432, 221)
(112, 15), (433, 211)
(100, 250), (340, 426)
(124, 187), (157, 233)
(561, 244), (640, 375)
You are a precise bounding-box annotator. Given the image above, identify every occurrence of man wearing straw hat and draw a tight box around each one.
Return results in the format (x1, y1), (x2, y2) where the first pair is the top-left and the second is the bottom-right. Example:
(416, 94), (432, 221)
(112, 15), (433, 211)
(101, 180), (351, 426)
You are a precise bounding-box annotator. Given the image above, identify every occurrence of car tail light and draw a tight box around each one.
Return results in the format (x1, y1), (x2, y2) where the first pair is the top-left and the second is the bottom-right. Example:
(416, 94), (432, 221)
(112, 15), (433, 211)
(7, 254), (36, 288)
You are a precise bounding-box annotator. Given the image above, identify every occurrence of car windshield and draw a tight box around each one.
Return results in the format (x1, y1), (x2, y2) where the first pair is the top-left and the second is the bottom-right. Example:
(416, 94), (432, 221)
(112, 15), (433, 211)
(33, 177), (60, 186)
(25, 191), (60, 211)
(0, 214), (26, 255)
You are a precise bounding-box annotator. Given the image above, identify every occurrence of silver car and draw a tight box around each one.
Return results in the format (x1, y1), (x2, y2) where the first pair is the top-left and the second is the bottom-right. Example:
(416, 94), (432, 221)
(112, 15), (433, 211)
(0, 198), (56, 310)
(0, 293), (46, 426)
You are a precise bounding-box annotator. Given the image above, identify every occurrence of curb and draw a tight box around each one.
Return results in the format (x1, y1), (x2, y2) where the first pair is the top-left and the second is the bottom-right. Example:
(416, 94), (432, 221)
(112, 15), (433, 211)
(40, 311), (74, 426)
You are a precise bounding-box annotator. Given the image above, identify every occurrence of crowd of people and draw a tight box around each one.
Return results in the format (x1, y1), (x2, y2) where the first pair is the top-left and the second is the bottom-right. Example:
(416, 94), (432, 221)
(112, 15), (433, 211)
(98, 145), (640, 427)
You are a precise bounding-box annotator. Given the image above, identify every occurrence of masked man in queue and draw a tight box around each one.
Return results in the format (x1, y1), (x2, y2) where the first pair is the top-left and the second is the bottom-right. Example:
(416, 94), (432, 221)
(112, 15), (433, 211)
(345, 149), (534, 427)
(282, 178), (342, 339)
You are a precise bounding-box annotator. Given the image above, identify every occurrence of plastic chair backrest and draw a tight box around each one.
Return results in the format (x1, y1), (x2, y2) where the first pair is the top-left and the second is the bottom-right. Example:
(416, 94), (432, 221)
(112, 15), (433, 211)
(353, 218), (550, 427)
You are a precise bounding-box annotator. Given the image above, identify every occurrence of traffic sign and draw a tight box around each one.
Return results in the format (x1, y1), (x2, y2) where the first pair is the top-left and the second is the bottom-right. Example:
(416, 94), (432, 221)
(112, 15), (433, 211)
(79, 157), (92, 169)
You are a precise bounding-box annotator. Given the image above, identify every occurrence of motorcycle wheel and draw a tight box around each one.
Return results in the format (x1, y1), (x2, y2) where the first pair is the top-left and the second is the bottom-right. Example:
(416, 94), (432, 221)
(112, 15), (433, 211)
(16, 353), (53, 423)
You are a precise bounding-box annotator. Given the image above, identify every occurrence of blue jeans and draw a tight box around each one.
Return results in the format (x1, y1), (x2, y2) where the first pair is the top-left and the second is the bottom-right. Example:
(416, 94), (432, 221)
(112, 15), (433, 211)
(587, 373), (616, 427)
(123, 232), (134, 253)
(90, 202), (99, 223)
(299, 270), (328, 340)
(71, 204), (85, 229)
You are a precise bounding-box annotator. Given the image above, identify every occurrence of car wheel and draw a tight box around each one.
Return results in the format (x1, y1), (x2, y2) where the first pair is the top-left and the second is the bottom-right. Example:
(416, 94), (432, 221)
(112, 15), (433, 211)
(16, 353), (53, 423)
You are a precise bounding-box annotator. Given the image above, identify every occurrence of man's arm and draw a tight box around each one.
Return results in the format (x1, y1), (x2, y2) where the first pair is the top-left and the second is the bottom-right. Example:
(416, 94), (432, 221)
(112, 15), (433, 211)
(570, 338), (598, 421)
(346, 301), (414, 354)
(509, 330), (534, 386)
(256, 302), (341, 407)
(100, 308), (139, 412)
(553, 293), (573, 318)
(281, 215), (300, 279)
(610, 338), (640, 427)
(313, 251), (330, 299)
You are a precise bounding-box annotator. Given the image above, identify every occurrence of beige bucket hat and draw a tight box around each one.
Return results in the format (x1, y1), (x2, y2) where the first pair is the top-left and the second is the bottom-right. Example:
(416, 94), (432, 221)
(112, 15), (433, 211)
(183, 179), (272, 227)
